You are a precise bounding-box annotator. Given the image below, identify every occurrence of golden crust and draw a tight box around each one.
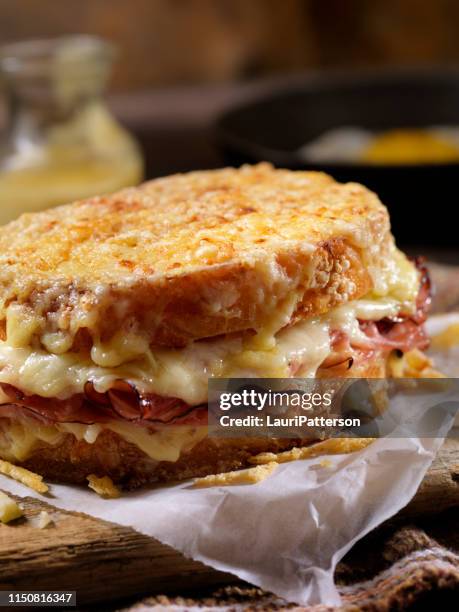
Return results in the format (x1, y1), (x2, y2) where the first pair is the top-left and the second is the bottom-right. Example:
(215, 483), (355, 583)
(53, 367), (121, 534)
(0, 163), (391, 349)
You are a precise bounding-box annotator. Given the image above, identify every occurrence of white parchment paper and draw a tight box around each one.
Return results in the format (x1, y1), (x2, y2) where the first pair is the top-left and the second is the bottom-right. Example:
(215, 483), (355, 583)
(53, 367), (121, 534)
(0, 314), (457, 607)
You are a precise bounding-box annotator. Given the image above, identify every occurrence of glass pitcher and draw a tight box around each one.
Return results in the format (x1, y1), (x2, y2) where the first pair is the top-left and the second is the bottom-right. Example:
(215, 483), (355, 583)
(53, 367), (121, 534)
(0, 35), (144, 224)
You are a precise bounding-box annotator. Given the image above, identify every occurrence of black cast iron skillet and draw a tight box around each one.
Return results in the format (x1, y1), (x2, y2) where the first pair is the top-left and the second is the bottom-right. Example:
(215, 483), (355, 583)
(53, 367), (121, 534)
(216, 68), (459, 246)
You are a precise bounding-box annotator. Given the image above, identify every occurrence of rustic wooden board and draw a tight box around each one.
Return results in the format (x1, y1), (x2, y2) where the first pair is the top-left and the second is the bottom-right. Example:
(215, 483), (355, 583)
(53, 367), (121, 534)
(0, 438), (458, 606)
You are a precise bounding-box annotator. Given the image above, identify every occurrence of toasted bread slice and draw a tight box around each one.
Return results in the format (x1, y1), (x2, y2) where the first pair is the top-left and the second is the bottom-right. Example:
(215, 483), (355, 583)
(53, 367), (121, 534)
(0, 163), (397, 352)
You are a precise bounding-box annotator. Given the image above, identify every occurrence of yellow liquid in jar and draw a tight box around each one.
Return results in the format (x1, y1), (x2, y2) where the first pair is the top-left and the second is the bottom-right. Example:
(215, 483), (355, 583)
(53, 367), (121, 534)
(0, 105), (144, 224)
(0, 155), (143, 224)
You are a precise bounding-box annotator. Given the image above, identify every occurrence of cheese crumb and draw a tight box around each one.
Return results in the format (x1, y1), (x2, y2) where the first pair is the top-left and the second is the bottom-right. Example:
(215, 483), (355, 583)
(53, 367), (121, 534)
(37, 510), (53, 529)
(249, 438), (374, 465)
(0, 491), (22, 523)
(0, 459), (48, 493)
(192, 462), (278, 488)
(87, 474), (121, 498)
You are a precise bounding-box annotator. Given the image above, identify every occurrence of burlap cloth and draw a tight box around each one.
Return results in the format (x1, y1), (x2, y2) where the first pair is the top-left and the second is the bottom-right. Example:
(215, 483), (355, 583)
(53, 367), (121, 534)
(117, 263), (459, 611)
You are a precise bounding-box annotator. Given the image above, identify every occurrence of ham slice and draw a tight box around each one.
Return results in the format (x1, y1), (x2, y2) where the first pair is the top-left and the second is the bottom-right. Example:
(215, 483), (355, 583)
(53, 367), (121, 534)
(0, 381), (207, 428)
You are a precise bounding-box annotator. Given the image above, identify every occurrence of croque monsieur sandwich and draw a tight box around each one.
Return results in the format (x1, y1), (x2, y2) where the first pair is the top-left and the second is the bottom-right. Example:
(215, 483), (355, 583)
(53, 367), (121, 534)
(0, 163), (431, 488)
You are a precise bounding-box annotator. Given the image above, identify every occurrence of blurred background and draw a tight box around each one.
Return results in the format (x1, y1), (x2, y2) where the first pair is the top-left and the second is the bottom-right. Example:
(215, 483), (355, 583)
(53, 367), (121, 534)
(1, 0), (459, 253)
(3, 0), (459, 89)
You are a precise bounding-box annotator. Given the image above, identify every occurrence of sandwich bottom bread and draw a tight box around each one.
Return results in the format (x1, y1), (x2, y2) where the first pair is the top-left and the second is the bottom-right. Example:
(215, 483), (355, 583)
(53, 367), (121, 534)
(0, 164), (439, 489)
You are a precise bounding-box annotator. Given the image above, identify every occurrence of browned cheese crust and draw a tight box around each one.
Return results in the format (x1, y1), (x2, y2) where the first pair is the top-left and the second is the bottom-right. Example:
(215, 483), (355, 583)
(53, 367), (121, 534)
(0, 164), (391, 349)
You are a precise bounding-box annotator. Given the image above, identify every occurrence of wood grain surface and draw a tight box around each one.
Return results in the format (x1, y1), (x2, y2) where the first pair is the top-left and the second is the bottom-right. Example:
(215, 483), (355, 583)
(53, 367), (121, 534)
(0, 438), (458, 606)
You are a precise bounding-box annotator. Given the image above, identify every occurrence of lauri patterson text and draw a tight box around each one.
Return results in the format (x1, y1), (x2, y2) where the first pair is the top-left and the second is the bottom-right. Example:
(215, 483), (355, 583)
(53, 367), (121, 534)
(219, 415), (362, 428)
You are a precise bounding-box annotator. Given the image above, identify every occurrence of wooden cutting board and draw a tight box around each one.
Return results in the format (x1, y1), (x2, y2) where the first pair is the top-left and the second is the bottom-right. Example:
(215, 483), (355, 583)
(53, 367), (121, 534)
(0, 438), (458, 606)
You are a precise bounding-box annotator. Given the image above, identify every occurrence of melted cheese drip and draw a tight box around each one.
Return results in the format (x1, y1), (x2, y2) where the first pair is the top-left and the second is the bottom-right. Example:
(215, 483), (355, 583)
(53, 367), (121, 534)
(367, 247), (418, 307)
(0, 417), (207, 463)
(0, 294), (408, 406)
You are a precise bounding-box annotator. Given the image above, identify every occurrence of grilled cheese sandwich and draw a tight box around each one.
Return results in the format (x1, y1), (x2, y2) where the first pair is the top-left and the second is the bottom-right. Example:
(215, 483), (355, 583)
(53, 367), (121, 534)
(0, 164), (431, 487)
